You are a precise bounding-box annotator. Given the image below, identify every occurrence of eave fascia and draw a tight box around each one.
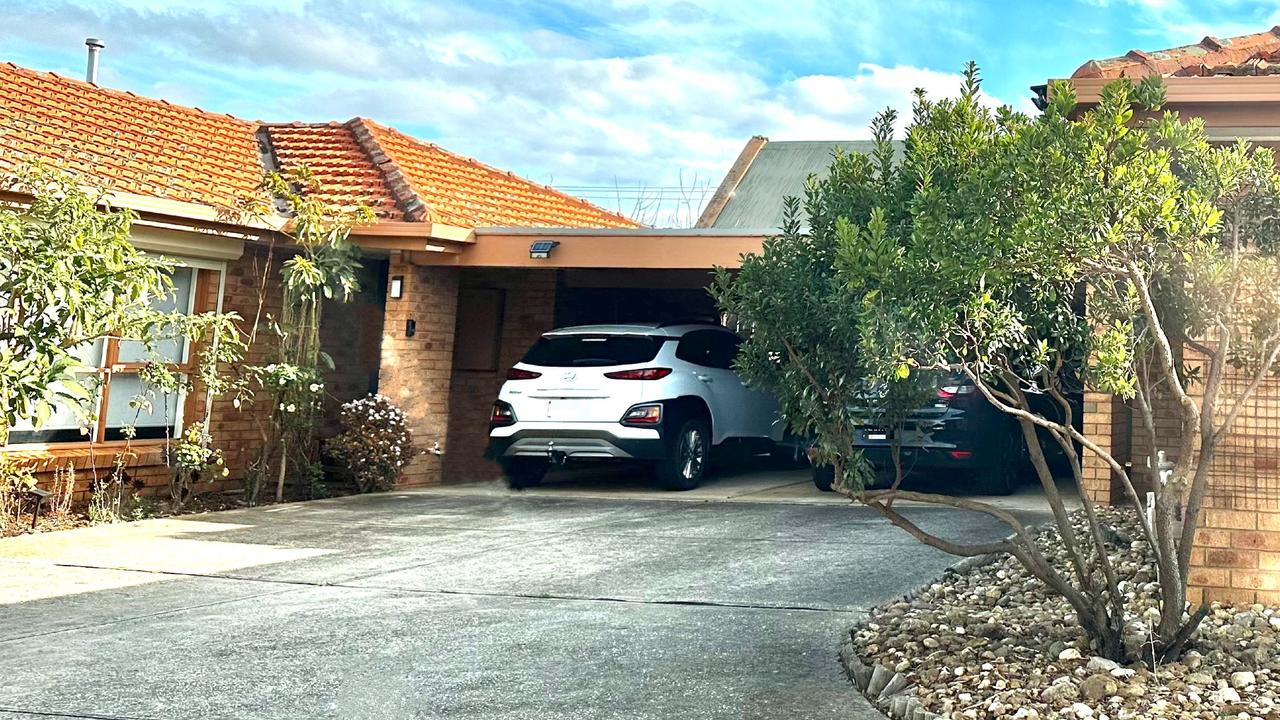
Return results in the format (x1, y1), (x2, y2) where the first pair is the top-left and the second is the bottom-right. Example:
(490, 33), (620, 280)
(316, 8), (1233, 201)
(1055, 75), (1280, 106)
(349, 220), (476, 253)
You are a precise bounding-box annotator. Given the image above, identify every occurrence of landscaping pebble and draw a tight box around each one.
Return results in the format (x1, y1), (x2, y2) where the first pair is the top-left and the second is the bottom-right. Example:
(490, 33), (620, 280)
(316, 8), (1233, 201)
(847, 507), (1280, 719)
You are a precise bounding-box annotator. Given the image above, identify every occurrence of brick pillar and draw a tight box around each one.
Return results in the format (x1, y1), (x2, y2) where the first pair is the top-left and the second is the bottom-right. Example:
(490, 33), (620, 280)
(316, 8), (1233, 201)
(1081, 391), (1121, 505)
(379, 257), (460, 486)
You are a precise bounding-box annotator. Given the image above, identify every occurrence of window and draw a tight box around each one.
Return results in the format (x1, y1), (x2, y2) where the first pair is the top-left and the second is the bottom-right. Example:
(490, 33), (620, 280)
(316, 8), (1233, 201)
(5, 259), (224, 446)
(675, 330), (741, 370)
(522, 335), (667, 367)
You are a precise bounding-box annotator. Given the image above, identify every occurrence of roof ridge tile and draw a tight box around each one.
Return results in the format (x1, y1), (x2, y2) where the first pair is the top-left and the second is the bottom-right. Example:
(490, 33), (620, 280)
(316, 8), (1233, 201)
(1076, 26), (1280, 79)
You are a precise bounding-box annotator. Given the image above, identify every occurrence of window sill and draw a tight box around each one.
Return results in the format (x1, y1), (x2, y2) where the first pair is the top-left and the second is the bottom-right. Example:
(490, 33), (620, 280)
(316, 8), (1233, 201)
(0, 441), (170, 470)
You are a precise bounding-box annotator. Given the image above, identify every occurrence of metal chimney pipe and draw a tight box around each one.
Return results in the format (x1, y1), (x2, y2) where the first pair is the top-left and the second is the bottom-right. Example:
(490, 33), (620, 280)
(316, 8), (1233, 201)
(85, 38), (104, 83)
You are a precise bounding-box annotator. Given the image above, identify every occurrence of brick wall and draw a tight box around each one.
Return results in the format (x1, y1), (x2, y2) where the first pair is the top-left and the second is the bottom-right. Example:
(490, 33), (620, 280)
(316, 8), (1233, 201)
(4, 241), (378, 504)
(318, 259), (388, 431)
(1185, 366), (1280, 605)
(442, 268), (558, 482)
(1081, 391), (1123, 504)
(377, 257), (460, 486)
(203, 243), (285, 484)
(1089, 344), (1280, 605)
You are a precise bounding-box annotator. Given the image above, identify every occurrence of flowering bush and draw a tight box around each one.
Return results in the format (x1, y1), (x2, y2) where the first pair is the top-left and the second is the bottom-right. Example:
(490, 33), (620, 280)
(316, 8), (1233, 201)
(328, 394), (414, 493)
(173, 420), (227, 476)
(164, 420), (228, 510)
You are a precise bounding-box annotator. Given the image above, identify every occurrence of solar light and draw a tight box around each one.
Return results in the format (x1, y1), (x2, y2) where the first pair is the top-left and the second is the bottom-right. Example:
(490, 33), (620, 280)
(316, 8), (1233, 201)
(529, 240), (560, 259)
(390, 275), (404, 299)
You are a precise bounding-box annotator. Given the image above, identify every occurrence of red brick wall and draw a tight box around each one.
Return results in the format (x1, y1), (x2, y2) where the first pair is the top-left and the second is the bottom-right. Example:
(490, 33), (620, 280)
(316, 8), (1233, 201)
(318, 259), (388, 431)
(1081, 391), (1123, 504)
(1090, 344), (1280, 605)
(3, 241), (379, 504)
(203, 243), (285, 484)
(442, 269), (558, 482)
(377, 257), (460, 486)
(1185, 366), (1280, 605)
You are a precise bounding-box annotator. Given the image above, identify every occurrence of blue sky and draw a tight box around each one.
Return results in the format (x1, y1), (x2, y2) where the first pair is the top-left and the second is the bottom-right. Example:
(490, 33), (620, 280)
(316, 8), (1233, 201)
(2, 0), (1278, 223)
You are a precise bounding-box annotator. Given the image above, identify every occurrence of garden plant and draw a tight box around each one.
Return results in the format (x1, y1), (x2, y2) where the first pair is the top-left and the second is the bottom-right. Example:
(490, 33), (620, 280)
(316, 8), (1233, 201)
(714, 64), (1280, 664)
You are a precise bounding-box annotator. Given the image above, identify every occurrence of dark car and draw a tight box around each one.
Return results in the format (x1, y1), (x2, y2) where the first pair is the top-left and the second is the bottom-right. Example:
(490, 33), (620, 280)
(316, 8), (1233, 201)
(810, 376), (1080, 495)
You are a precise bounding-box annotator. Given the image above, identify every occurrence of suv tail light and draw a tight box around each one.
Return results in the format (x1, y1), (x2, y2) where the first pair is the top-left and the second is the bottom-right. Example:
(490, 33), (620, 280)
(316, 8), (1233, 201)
(490, 401), (516, 427)
(621, 403), (662, 426)
(507, 368), (542, 380)
(604, 367), (672, 380)
(936, 384), (975, 400)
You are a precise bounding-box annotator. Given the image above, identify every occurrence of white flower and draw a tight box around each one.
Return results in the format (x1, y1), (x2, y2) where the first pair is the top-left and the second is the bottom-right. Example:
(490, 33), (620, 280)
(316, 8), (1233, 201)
(309, 383), (321, 392)
(232, 398), (241, 408)
(221, 468), (230, 477)
(278, 403), (285, 410)
(286, 404), (296, 413)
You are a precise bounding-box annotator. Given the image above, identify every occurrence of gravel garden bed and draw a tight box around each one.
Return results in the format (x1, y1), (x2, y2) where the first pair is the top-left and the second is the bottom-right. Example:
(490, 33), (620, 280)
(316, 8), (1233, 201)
(845, 507), (1279, 719)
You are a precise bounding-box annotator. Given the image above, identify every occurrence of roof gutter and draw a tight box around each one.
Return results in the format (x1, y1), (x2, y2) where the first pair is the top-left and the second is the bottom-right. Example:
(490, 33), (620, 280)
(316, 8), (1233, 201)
(1049, 75), (1280, 106)
(0, 188), (283, 238)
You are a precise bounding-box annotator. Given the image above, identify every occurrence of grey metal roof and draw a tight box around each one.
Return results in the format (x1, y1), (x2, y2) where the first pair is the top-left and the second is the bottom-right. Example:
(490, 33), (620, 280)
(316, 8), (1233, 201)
(710, 140), (892, 231)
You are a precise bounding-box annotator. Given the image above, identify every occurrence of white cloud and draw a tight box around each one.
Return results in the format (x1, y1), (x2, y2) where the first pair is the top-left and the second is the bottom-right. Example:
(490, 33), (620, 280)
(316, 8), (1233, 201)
(0, 0), (1020, 225)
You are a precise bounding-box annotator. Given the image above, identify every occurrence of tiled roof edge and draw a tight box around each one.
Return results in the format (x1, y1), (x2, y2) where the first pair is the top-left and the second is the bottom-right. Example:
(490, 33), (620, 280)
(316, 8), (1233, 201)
(347, 117), (431, 223)
(356, 117), (642, 228)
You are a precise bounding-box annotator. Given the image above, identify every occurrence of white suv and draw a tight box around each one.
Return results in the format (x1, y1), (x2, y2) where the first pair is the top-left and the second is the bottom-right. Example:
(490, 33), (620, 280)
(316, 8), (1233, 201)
(485, 322), (783, 490)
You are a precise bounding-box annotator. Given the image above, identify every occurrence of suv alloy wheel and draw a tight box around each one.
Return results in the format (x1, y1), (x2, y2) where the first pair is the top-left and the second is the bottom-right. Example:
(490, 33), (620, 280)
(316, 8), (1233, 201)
(654, 415), (710, 490)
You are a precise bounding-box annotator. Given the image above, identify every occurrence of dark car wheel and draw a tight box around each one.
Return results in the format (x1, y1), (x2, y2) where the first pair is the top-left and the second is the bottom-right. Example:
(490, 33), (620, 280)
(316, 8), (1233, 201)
(973, 459), (1018, 495)
(655, 416), (710, 491)
(812, 464), (835, 492)
(500, 458), (549, 490)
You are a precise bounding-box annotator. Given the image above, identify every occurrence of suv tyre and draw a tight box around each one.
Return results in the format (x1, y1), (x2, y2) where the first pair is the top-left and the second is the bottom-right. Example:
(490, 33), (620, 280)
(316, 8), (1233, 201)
(655, 415), (710, 491)
(811, 464), (835, 492)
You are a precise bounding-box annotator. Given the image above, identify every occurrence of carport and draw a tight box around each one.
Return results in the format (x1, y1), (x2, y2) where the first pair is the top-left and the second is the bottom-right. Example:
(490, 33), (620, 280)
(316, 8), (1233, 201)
(353, 226), (771, 485)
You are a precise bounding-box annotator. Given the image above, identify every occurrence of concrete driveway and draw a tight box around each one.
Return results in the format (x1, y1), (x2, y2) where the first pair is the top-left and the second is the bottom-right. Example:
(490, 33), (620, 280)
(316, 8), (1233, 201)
(0, 482), (1055, 720)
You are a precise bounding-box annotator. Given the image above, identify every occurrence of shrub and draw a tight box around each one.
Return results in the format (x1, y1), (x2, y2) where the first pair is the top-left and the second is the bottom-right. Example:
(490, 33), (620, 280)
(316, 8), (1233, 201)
(0, 459), (37, 535)
(328, 394), (414, 493)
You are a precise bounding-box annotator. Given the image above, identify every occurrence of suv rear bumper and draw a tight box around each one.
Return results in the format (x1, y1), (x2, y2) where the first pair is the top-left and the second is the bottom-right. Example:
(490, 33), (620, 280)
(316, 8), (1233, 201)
(486, 422), (665, 461)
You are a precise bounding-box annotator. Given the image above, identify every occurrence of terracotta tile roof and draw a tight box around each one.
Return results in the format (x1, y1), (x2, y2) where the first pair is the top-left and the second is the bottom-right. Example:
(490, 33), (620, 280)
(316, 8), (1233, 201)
(353, 118), (640, 228)
(263, 122), (403, 219)
(0, 61), (640, 229)
(0, 62), (262, 211)
(1073, 27), (1280, 79)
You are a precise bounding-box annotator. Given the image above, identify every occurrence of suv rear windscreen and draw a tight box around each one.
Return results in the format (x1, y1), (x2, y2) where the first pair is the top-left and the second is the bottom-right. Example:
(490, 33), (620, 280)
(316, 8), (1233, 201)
(522, 335), (666, 367)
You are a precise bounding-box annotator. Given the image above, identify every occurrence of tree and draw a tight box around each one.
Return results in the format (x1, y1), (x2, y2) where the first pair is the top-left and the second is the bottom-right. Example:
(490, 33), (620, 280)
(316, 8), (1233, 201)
(0, 167), (242, 449)
(713, 64), (1280, 663)
(236, 166), (372, 504)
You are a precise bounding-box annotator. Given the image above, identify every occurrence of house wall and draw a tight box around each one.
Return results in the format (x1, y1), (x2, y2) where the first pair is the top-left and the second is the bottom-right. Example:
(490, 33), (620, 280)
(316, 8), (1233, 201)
(1185, 363), (1280, 605)
(442, 269), (558, 483)
(3, 241), (381, 505)
(377, 256), (460, 486)
(1073, 98), (1280, 605)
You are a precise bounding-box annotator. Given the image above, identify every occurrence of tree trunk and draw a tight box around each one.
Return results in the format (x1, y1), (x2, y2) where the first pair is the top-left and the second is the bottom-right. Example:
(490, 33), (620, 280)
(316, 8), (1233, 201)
(275, 441), (287, 503)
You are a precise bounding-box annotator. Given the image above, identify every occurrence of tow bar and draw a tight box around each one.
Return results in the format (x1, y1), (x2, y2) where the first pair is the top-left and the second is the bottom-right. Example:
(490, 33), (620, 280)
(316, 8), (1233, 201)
(546, 442), (568, 466)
